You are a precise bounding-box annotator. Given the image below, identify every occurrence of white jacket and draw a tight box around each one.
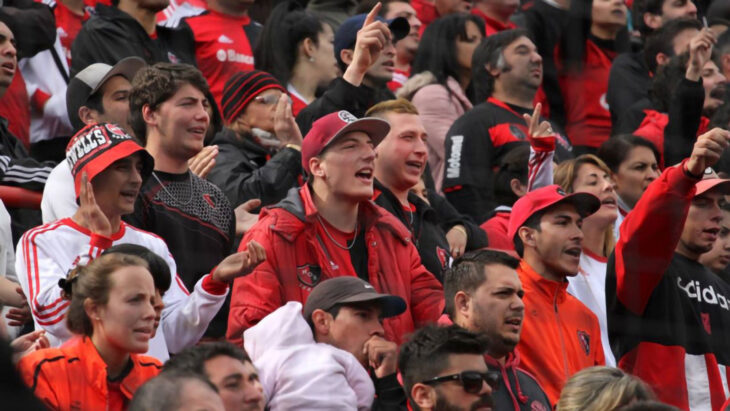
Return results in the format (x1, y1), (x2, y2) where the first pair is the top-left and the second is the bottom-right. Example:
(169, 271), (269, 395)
(244, 302), (375, 411)
(15, 218), (228, 361)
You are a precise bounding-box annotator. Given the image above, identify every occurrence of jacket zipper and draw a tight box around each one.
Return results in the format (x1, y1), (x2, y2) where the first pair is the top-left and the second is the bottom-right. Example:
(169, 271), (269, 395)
(554, 287), (570, 380)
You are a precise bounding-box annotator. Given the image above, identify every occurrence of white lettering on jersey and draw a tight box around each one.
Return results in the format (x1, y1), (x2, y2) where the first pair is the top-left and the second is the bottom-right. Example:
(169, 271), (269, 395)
(446, 135), (464, 179)
(215, 49), (254, 65)
(676, 276), (729, 310)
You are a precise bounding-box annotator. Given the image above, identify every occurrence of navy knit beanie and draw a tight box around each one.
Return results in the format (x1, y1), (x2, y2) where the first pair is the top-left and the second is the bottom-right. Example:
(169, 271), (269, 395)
(221, 70), (285, 123)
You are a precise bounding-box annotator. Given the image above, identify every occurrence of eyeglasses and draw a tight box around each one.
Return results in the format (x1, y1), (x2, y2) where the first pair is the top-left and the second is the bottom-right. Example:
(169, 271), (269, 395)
(422, 370), (500, 394)
(253, 94), (288, 106)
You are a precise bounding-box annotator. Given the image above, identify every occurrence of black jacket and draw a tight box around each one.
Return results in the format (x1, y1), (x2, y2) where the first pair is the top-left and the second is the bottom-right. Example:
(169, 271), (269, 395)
(607, 51), (651, 128)
(70, 4), (196, 76)
(486, 352), (551, 411)
(442, 98), (572, 222)
(206, 128), (302, 208)
(0, 0), (56, 59)
(296, 78), (395, 136)
(373, 180), (487, 281)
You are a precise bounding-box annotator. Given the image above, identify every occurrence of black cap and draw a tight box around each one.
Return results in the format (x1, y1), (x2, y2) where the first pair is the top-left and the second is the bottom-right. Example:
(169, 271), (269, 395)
(303, 277), (407, 321)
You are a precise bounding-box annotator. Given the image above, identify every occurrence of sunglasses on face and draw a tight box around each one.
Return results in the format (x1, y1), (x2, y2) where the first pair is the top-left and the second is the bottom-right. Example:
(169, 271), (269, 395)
(422, 370), (500, 394)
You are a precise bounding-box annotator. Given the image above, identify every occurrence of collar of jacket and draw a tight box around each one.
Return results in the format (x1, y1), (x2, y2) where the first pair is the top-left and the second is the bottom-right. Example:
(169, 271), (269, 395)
(518, 260), (568, 305)
(265, 185), (413, 244)
(71, 336), (151, 400)
(212, 128), (273, 158)
(95, 4), (174, 36)
(373, 178), (437, 222)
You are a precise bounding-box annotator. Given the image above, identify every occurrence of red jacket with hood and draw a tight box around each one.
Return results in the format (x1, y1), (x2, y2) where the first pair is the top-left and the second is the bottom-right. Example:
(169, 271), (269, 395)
(227, 186), (445, 346)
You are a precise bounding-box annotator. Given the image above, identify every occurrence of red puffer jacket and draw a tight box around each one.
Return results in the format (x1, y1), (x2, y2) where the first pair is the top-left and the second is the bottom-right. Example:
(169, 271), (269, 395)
(227, 186), (444, 346)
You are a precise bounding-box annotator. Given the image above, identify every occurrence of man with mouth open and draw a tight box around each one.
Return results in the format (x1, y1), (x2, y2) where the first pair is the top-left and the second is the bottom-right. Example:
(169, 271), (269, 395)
(607, 127), (730, 410)
(506, 183), (605, 405)
(227, 109), (444, 347)
(442, 249), (552, 410)
(125, 63), (238, 339)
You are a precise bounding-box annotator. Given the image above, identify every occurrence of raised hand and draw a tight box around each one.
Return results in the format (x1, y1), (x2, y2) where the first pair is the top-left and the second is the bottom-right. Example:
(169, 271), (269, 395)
(686, 29), (717, 82)
(76, 172), (112, 237)
(343, 3), (391, 86)
(235, 199), (262, 236)
(273, 95), (303, 146)
(212, 240), (267, 283)
(523, 103), (556, 152)
(189, 145), (218, 178)
(363, 335), (398, 378)
(687, 128), (730, 176)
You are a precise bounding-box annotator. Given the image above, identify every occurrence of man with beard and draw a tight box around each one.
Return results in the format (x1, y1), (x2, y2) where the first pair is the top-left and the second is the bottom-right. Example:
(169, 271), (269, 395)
(70, 0), (196, 76)
(507, 184), (605, 405)
(442, 249), (551, 411)
(399, 324), (495, 411)
(607, 127), (730, 409)
(442, 29), (571, 222)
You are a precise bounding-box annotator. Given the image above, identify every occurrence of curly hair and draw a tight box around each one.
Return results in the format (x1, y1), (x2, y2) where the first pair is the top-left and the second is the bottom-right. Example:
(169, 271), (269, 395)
(129, 63), (210, 144)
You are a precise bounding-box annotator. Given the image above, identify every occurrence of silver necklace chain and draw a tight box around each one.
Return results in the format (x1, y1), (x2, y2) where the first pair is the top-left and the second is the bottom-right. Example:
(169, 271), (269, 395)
(316, 215), (358, 250)
(152, 171), (195, 206)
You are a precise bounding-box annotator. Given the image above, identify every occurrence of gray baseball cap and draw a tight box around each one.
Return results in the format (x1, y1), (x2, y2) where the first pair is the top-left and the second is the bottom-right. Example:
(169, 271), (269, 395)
(66, 57), (146, 130)
(303, 276), (407, 321)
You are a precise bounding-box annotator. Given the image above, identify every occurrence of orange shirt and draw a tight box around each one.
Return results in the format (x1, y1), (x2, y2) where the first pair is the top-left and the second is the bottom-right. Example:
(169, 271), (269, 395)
(515, 260), (605, 405)
(18, 336), (161, 411)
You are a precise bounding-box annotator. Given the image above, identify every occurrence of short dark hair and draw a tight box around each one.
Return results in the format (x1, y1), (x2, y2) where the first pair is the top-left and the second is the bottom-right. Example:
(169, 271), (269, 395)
(128, 371), (219, 411)
(598, 134), (660, 174)
(472, 28), (531, 102)
(398, 325), (489, 410)
(444, 250), (520, 317)
(493, 144), (529, 207)
(643, 17), (702, 73)
(129, 63), (210, 144)
(84, 91), (105, 116)
(102, 244), (171, 294)
(618, 400), (682, 411)
(718, 29), (730, 56)
(163, 342), (251, 377)
(513, 209), (545, 257)
(411, 13), (485, 101)
(633, 0), (685, 35)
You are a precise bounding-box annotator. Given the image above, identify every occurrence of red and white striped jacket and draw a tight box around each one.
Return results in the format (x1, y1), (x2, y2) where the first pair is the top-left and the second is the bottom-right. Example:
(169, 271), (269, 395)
(15, 218), (228, 361)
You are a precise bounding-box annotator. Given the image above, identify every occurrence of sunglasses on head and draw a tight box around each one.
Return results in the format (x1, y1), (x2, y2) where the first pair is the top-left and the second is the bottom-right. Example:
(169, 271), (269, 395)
(422, 370), (500, 394)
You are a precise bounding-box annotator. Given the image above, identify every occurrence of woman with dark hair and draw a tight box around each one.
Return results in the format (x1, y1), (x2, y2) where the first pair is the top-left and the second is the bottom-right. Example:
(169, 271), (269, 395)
(597, 134), (661, 236)
(17, 254), (161, 410)
(396, 13), (484, 192)
(255, 1), (339, 116)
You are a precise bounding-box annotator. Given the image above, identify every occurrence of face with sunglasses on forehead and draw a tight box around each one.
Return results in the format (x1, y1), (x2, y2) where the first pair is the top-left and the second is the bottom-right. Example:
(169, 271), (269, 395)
(400, 325), (496, 411)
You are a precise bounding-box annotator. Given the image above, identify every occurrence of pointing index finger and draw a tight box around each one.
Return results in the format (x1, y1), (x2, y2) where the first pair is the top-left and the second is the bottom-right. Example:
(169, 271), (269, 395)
(364, 2), (382, 27)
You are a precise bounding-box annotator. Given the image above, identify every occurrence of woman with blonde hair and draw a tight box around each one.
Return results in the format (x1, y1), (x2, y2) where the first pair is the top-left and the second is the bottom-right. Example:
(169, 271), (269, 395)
(554, 154), (618, 366)
(557, 366), (655, 411)
(17, 253), (161, 410)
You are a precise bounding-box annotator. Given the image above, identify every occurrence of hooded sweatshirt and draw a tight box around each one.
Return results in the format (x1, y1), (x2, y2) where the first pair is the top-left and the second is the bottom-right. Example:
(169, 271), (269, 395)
(244, 301), (375, 411)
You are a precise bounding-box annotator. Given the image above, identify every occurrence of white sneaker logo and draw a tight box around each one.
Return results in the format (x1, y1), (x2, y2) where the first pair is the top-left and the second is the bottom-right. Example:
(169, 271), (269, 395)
(218, 35), (234, 44)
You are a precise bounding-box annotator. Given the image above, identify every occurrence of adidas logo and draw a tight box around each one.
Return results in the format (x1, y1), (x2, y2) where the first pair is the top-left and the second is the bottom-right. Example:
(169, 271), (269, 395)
(218, 35), (234, 44)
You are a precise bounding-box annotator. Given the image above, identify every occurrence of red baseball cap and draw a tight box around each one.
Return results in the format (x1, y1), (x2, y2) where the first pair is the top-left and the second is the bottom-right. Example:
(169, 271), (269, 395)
(695, 178), (730, 196)
(301, 110), (390, 173)
(507, 185), (601, 242)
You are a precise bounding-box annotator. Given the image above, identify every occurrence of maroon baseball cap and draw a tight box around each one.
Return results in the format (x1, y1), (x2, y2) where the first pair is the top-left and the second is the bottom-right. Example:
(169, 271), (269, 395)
(507, 185), (601, 241)
(301, 110), (390, 173)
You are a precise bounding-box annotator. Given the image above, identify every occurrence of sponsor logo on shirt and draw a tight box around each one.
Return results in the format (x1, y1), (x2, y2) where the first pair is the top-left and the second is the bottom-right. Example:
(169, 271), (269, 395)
(446, 135), (464, 179)
(217, 34), (234, 44)
(215, 49), (254, 65)
(676, 277), (730, 311)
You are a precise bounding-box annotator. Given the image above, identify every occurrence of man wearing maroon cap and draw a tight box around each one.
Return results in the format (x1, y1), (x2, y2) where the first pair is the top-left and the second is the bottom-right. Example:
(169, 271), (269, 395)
(607, 128), (730, 410)
(506, 183), (605, 405)
(227, 110), (444, 347)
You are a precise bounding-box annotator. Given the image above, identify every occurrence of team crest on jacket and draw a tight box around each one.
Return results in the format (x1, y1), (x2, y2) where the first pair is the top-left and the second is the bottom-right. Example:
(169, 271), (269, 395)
(701, 312), (712, 335)
(577, 330), (590, 356)
(297, 264), (322, 288)
(531, 400), (549, 411)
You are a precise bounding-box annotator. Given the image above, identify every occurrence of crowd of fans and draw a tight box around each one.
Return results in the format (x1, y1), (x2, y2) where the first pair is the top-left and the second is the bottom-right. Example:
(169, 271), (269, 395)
(0, 0), (728, 409)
